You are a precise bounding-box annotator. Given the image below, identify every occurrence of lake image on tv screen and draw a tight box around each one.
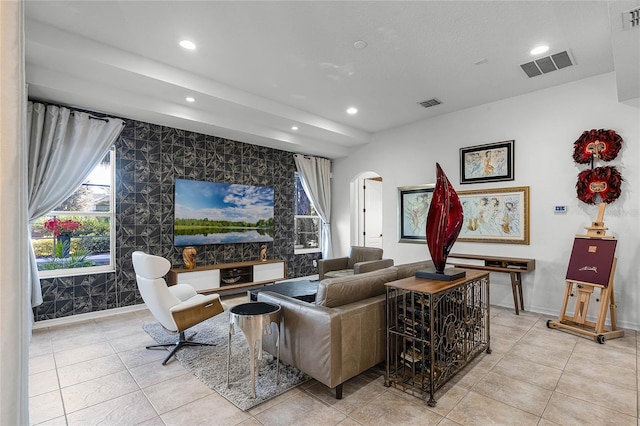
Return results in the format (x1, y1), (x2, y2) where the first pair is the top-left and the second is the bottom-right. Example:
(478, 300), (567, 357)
(174, 179), (275, 245)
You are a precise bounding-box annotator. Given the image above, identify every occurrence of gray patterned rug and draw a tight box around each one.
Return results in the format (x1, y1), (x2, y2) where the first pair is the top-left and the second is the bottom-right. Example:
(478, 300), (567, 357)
(143, 310), (310, 411)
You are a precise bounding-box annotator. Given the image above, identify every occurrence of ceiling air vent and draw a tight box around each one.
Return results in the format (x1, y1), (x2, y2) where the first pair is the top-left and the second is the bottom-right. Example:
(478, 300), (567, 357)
(622, 7), (640, 30)
(418, 98), (442, 108)
(520, 50), (574, 78)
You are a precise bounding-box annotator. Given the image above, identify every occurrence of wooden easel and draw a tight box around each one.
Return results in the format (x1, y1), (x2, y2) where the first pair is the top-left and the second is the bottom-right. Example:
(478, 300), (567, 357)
(547, 203), (623, 343)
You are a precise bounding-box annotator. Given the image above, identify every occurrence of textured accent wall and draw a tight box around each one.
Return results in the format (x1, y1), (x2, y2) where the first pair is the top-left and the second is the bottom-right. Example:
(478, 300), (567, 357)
(33, 117), (320, 321)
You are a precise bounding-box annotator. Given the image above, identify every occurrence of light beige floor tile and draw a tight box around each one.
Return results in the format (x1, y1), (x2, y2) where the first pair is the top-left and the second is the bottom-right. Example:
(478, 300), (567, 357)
(29, 390), (64, 425)
(142, 372), (213, 414)
(336, 417), (365, 426)
(555, 370), (637, 417)
(543, 391), (637, 425)
(347, 391), (442, 425)
(32, 416), (67, 426)
(237, 418), (264, 426)
(47, 321), (102, 342)
(491, 314), (537, 333)
(255, 391), (348, 426)
(54, 341), (115, 368)
(61, 370), (139, 413)
(97, 318), (147, 341)
(519, 326), (579, 353)
(446, 391), (539, 425)
(492, 354), (563, 390)
(161, 393), (250, 426)
(116, 345), (169, 369)
(51, 332), (107, 353)
(29, 369), (59, 397)
(508, 341), (573, 370)
(437, 419), (463, 426)
(490, 322), (529, 342)
(128, 358), (188, 388)
(29, 337), (53, 359)
(565, 351), (636, 390)
(57, 353), (126, 388)
(571, 339), (637, 370)
(246, 386), (304, 416)
(30, 353), (56, 375)
(427, 382), (469, 418)
(108, 331), (159, 353)
(303, 373), (387, 414)
(65, 390), (156, 426)
(471, 371), (552, 416)
(133, 416), (166, 426)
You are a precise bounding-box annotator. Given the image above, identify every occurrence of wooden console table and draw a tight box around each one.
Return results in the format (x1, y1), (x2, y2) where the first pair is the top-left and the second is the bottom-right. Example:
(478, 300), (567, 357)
(447, 253), (535, 315)
(167, 259), (286, 294)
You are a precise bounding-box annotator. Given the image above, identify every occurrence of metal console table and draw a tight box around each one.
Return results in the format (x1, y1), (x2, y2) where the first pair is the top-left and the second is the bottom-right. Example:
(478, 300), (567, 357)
(384, 269), (490, 406)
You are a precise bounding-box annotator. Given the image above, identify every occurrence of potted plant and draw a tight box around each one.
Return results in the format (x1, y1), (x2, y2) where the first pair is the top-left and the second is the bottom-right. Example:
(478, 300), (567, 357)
(43, 217), (82, 257)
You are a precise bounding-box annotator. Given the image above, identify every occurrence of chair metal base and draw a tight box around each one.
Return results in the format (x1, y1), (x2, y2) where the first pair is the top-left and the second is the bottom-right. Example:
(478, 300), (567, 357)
(146, 331), (214, 365)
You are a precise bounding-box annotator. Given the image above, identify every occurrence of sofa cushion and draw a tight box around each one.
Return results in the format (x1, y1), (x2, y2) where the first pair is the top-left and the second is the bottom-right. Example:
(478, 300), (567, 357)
(395, 260), (435, 280)
(315, 267), (397, 308)
(323, 269), (355, 279)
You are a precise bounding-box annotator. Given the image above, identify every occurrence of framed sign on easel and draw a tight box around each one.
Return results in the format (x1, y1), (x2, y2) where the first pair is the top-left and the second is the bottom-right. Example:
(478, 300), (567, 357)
(546, 204), (624, 343)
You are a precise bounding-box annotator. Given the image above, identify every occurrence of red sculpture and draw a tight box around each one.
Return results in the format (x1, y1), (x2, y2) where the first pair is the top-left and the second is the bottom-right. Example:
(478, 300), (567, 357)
(426, 163), (464, 274)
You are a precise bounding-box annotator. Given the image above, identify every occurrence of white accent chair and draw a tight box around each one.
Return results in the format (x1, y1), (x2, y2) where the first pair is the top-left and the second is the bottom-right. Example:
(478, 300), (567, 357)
(132, 251), (225, 365)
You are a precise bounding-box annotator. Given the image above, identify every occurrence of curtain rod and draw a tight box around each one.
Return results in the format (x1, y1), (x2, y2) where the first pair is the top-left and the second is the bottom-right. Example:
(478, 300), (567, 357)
(29, 98), (126, 124)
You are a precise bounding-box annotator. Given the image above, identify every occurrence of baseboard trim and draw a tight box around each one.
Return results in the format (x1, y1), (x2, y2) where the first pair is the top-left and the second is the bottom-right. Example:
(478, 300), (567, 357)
(33, 304), (148, 329)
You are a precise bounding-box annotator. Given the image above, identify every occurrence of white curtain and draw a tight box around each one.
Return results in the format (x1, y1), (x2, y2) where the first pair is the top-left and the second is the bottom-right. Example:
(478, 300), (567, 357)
(1, 1), (29, 424)
(27, 102), (125, 307)
(293, 154), (333, 259)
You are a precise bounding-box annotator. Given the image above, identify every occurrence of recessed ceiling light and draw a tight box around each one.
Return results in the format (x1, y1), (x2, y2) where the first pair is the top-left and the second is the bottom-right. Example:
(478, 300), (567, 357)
(186, 97), (195, 103)
(530, 45), (549, 55)
(346, 107), (358, 115)
(179, 40), (197, 50)
(353, 40), (367, 49)
(291, 126), (298, 131)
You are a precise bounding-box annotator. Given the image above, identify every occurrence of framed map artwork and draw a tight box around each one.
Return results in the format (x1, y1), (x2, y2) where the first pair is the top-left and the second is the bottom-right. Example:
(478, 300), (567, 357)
(397, 184), (435, 243)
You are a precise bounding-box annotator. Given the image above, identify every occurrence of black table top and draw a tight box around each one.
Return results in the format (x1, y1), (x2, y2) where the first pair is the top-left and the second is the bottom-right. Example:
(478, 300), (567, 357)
(249, 279), (318, 303)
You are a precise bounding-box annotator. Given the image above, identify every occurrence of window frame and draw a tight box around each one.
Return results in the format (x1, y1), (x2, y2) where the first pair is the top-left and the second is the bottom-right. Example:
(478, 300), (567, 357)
(36, 149), (116, 278)
(294, 172), (322, 255)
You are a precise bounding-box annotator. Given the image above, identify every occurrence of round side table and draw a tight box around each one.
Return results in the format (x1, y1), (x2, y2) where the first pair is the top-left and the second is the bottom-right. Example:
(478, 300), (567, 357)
(227, 301), (281, 398)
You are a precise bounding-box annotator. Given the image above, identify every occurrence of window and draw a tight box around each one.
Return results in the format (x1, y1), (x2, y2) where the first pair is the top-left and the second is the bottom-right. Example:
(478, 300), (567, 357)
(31, 150), (115, 277)
(294, 172), (322, 254)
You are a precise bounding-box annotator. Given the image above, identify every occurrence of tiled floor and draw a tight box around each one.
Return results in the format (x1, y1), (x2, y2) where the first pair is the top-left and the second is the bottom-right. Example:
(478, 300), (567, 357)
(29, 295), (639, 426)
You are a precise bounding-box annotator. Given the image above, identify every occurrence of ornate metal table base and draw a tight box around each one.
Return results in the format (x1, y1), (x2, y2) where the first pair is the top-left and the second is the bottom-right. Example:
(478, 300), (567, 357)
(227, 302), (281, 398)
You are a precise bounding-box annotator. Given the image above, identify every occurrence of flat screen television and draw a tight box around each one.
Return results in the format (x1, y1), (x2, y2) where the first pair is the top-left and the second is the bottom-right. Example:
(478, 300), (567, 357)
(174, 179), (275, 246)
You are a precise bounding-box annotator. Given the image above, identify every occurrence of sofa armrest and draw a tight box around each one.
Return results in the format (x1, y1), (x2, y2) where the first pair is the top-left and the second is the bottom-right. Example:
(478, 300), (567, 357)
(317, 257), (349, 280)
(257, 291), (386, 390)
(257, 291), (341, 387)
(354, 258), (394, 275)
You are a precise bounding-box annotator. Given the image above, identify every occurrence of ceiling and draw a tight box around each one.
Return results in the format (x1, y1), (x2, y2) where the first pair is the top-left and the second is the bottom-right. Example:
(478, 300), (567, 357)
(24, 1), (637, 159)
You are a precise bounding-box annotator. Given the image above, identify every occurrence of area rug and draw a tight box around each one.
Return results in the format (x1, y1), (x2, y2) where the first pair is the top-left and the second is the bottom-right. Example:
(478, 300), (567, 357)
(142, 310), (310, 411)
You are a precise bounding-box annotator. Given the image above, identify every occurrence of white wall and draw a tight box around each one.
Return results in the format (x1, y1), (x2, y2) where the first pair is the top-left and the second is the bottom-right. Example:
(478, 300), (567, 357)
(332, 72), (640, 329)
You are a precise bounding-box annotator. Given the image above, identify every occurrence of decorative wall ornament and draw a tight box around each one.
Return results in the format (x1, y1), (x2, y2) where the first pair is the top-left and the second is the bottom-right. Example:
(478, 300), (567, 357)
(182, 246), (197, 269)
(425, 163), (464, 276)
(573, 129), (623, 164)
(573, 128), (624, 205)
(576, 166), (623, 205)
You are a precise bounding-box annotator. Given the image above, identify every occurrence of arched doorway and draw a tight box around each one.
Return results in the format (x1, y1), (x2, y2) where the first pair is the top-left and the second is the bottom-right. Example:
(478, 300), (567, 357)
(350, 171), (383, 248)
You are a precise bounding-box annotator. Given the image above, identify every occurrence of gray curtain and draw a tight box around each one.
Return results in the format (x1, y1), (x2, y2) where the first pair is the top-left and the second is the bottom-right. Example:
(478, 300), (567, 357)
(27, 102), (124, 307)
(293, 154), (332, 259)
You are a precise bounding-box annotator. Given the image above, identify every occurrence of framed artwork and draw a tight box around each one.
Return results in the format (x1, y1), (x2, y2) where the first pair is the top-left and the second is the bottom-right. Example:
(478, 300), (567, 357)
(458, 186), (529, 244)
(397, 184), (435, 243)
(460, 140), (514, 184)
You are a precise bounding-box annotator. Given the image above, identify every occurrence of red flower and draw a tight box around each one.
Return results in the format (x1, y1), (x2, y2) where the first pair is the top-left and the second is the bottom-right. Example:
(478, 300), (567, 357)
(43, 218), (82, 236)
